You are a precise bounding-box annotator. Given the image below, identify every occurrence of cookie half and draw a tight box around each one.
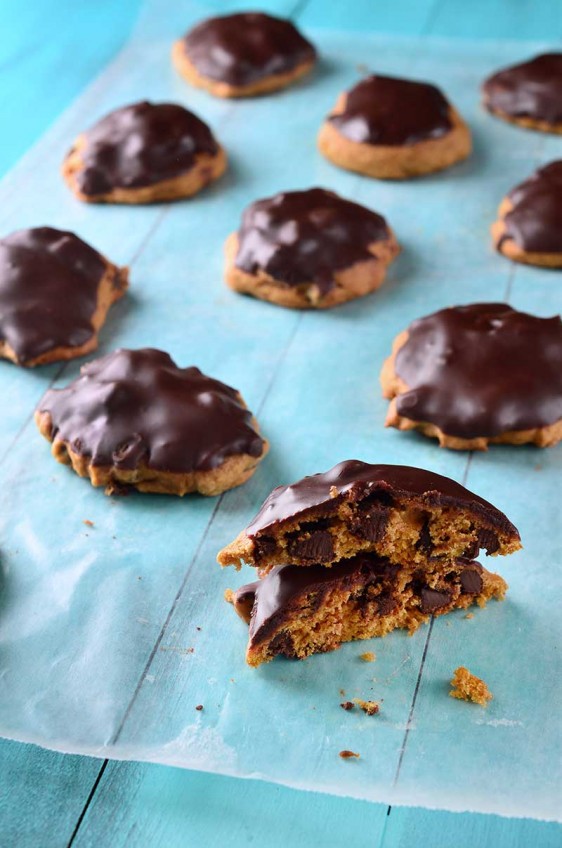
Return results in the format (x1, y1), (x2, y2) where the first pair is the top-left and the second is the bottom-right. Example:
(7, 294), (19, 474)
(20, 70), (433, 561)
(381, 303), (562, 449)
(62, 101), (227, 204)
(35, 348), (268, 495)
(318, 74), (471, 179)
(0, 227), (127, 367)
(224, 187), (399, 308)
(172, 12), (316, 98)
(492, 161), (562, 266)
(228, 554), (507, 666)
(217, 459), (521, 571)
(482, 53), (562, 133)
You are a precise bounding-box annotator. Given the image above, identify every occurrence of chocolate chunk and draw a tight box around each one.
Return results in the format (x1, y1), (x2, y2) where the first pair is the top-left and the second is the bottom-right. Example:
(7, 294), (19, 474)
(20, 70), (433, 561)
(500, 161), (562, 254)
(0, 227), (123, 366)
(351, 508), (388, 542)
(69, 101), (219, 196)
(477, 529), (500, 555)
(268, 631), (296, 658)
(36, 349), (266, 473)
(394, 303), (562, 438)
(288, 529), (334, 562)
(179, 12), (316, 88)
(235, 188), (392, 295)
(254, 535), (277, 560)
(244, 460), (519, 542)
(483, 53), (562, 125)
(420, 587), (452, 613)
(416, 518), (433, 555)
(376, 593), (397, 616)
(459, 568), (483, 595)
(329, 74), (453, 146)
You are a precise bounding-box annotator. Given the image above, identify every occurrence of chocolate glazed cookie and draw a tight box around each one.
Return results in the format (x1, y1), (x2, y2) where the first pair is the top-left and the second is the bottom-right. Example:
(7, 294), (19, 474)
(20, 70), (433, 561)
(381, 303), (562, 449)
(224, 188), (400, 309)
(482, 53), (562, 133)
(172, 12), (316, 98)
(62, 101), (227, 204)
(0, 227), (127, 367)
(35, 348), (268, 495)
(492, 161), (562, 267)
(318, 74), (471, 179)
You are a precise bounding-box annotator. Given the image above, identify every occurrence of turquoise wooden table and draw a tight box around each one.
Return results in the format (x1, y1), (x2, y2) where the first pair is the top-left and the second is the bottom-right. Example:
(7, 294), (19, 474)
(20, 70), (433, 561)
(1, 1), (561, 845)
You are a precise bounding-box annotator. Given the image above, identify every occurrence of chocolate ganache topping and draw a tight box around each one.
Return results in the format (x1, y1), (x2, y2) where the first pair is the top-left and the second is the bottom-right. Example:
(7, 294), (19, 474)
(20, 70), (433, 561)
(180, 12), (316, 87)
(394, 303), (562, 437)
(483, 53), (562, 125)
(0, 227), (114, 365)
(328, 74), (453, 146)
(70, 101), (219, 196)
(37, 348), (265, 472)
(245, 460), (517, 539)
(235, 188), (391, 292)
(501, 161), (562, 253)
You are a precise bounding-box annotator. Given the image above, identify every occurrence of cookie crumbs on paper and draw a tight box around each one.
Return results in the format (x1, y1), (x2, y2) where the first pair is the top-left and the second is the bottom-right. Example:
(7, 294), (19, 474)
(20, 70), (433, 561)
(353, 699), (380, 716)
(450, 666), (492, 706)
(339, 750), (360, 760)
(360, 651), (376, 662)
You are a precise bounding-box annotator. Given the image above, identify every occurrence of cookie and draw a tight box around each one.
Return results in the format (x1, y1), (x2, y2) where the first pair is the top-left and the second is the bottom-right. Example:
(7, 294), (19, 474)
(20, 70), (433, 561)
(381, 303), (562, 450)
(482, 53), (562, 133)
(172, 12), (316, 98)
(318, 74), (471, 179)
(62, 101), (226, 204)
(228, 554), (507, 667)
(0, 227), (127, 367)
(217, 459), (521, 571)
(224, 188), (399, 309)
(35, 348), (268, 495)
(492, 161), (562, 266)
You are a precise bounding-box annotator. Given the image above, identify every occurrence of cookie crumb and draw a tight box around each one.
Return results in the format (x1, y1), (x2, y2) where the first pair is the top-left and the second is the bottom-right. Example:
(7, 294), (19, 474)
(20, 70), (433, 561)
(195, 704), (203, 711)
(360, 651), (376, 663)
(340, 701), (355, 711)
(196, 626), (202, 631)
(353, 699), (380, 716)
(339, 688), (346, 697)
(339, 750), (360, 759)
(465, 612), (474, 620)
(224, 588), (234, 603)
(450, 666), (492, 706)
(83, 519), (94, 527)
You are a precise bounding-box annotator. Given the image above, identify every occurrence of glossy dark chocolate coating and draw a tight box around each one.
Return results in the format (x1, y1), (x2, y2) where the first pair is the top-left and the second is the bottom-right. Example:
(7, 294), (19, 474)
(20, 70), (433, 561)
(501, 160), (562, 253)
(395, 303), (562, 437)
(37, 348), (265, 472)
(71, 101), (218, 196)
(329, 74), (453, 146)
(235, 188), (391, 293)
(483, 53), (562, 125)
(0, 227), (113, 365)
(245, 460), (517, 539)
(180, 12), (316, 87)
(233, 555), (483, 641)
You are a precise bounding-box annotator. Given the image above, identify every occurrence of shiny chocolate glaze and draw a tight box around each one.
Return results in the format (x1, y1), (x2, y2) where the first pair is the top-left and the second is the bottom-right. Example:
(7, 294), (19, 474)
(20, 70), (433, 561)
(394, 303), (562, 438)
(37, 348), (265, 472)
(483, 53), (562, 125)
(501, 160), (562, 253)
(0, 227), (117, 365)
(232, 555), (484, 644)
(245, 460), (518, 541)
(235, 187), (392, 293)
(328, 74), (453, 146)
(180, 12), (316, 87)
(70, 101), (219, 196)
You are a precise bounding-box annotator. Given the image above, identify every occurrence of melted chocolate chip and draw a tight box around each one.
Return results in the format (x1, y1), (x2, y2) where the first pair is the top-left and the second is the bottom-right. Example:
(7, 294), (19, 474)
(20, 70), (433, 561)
(235, 188), (392, 294)
(459, 567), (483, 595)
(477, 528), (500, 556)
(500, 161), (562, 254)
(0, 227), (119, 365)
(350, 508), (388, 543)
(37, 348), (265, 473)
(232, 582), (259, 624)
(245, 460), (518, 543)
(420, 587), (452, 613)
(288, 529), (334, 562)
(328, 74), (453, 146)
(70, 101), (219, 196)
(180, 12), (316, 87)
(394, 303), (562, 438)
(483, 53), (562, 125)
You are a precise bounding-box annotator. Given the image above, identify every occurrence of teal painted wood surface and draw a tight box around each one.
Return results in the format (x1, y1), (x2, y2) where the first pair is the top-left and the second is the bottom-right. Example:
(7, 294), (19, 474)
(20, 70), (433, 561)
(0, 1), (561, 847)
